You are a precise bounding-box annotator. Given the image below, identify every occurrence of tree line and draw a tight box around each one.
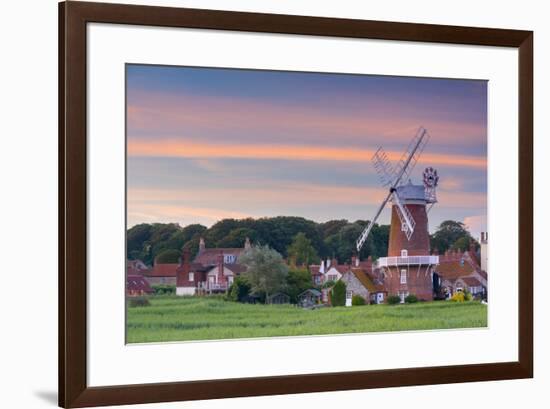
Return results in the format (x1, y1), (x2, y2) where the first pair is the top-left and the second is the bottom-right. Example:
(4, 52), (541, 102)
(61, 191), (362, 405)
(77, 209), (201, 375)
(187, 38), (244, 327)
(127, 217), (477, 267)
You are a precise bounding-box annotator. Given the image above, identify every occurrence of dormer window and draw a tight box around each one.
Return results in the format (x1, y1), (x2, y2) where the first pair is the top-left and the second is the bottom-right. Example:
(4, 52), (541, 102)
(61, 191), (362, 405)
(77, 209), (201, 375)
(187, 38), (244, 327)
(401, 249), (408, 257)
(224, 255), (236, 264)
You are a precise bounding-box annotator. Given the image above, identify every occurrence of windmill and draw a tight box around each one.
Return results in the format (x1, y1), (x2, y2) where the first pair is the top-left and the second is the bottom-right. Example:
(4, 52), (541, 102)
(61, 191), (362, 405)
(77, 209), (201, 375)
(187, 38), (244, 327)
(356, 126), (440, 302)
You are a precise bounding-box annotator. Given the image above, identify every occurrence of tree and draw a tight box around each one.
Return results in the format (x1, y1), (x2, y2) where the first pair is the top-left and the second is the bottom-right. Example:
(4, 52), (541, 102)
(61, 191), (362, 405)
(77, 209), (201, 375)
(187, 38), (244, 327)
(239, 245), (288, 300)
(216, 227), (257, 248)
(286, 268), (313, 303)
(331, 280), (346, 307)
(430, 220), (472, 255)
(228, 277), (252, 302)
(451, 236), (479, 252)
(287, 232), (319, 266)
(155, 249), (180, 263)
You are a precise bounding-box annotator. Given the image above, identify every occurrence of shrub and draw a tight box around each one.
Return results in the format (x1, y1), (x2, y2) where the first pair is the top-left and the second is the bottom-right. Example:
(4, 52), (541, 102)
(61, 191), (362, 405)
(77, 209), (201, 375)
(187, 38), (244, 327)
(129, 296), (150, 307)
(405, 294), (418, 304)
(387, 295), (401, 305)
(351, 294), (366, 306)
(227, 277), (251, 302)
(331, 281), (346, 307)
(463, 288), (473, 301)
(450, 291), (465, 302)
(152, 284), (176, 295)
(322, 280), (336, 289)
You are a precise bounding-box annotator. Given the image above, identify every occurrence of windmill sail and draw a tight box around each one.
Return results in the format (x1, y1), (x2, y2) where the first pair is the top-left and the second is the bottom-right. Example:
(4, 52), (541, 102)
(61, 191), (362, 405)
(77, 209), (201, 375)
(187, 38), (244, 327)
(356, 127), (429, 252)
(391, 190), (416, 240)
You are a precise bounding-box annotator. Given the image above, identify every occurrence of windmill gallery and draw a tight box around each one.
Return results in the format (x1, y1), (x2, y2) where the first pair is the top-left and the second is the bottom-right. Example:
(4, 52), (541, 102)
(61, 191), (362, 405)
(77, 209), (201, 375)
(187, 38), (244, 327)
(127, 127), (488, 306)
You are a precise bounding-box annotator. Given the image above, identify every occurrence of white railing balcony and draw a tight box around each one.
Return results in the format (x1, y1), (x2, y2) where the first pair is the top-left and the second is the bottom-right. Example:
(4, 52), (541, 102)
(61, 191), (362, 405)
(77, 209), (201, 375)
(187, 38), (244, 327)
(199, 282), (229, 291)
(376, 255), (439, 267)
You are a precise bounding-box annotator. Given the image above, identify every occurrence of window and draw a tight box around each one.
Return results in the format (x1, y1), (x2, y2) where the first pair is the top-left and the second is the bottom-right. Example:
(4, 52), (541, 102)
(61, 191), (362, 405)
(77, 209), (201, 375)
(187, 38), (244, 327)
(400, 269), (407, 284)
(401, 249), (408, 257)
(401, 222), (407, 232)
(188, 272), (194, 282)
(224, 254), (236, 264)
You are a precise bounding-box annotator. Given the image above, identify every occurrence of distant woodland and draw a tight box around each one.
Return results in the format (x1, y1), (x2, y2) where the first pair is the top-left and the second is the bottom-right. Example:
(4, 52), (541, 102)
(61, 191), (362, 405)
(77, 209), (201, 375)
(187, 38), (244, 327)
(127, 217), (477, 267)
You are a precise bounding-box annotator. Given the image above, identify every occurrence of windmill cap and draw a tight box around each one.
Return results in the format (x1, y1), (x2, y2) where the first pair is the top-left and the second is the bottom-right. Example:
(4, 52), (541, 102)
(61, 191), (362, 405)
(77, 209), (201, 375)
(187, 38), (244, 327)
(393, 183), (428, 202)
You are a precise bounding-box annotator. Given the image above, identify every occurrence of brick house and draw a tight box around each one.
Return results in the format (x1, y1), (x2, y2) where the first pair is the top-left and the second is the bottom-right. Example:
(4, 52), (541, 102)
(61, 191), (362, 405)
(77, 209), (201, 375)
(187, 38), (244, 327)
(176, 237), (250, 295)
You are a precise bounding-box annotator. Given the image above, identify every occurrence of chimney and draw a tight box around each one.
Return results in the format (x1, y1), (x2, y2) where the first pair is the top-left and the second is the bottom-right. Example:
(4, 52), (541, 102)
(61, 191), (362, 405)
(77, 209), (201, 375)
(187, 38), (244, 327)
(326, 258), (331, 268)
(199, 237), (206, 253)
(331, 257), (338, 268)
(244, 237), (251, 250)
(319, 260), (325, 274)
(176, 247), (191, 286)
(217, 251), (224, 283)
(351, 255), (357, 267)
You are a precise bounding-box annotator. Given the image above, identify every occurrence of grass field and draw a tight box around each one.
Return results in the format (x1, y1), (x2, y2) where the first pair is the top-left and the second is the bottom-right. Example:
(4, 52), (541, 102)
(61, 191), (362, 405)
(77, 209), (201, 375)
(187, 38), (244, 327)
(126, 296), (487, 343)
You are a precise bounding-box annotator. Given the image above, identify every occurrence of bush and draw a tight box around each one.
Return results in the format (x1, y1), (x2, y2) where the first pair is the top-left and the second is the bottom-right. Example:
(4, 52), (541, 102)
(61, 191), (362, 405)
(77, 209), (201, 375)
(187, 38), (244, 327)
(387, 295), (401, 305)
(463, 288), (473, 301)
(405, 294), (418, 304)
(450, 291), (465, 302)
(322, 280), (336, 289)
(152, 284), (176, 295)
(331, 281), (346, 306)
(129, 296), (150, 307)
(351, 294), (366, 306)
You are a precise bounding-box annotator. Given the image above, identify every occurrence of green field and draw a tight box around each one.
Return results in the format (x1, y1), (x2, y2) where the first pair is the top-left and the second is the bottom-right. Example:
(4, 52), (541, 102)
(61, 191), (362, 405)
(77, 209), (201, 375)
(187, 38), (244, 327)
(126, 296), (487, 343)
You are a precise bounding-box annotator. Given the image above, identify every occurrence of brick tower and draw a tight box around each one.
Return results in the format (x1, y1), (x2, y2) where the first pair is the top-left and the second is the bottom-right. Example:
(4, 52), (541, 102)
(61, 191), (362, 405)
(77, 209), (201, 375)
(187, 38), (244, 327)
(381, 181), (438, 301)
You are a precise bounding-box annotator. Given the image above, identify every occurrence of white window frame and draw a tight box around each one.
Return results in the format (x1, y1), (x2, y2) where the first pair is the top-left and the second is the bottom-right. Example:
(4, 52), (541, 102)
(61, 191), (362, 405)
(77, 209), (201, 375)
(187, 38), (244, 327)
(401, 249), (408, 257)
(400, 269), (407, 284)
(188, 272), (194, 282)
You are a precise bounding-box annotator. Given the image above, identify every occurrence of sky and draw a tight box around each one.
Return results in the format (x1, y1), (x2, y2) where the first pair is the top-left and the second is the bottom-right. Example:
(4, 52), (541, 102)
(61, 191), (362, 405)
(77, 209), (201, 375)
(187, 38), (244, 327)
(126, 64), (488, 239)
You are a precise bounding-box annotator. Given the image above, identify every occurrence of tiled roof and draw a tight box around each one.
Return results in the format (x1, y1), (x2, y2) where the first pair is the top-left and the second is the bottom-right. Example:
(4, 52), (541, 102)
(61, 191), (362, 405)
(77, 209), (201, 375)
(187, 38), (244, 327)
(193, 248), (245, 265)
(350, 268), (377, 292)
(435, 259), (477, 280)
(308, 264), (321, 274)
(145, 263), (179, 277)
(461, 276), (482, 286)
(126, 275), (154, 293)
(226, 263), (247, 274)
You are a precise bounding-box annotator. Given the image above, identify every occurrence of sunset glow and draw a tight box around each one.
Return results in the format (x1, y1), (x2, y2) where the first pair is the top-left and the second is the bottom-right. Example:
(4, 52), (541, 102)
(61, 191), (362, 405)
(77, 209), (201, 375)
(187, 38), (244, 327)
(127, 65), (488, 237)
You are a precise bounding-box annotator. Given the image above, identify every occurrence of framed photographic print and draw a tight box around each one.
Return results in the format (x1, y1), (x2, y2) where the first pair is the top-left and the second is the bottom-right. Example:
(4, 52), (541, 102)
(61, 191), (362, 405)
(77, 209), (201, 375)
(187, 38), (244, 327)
(59, 1), (533, 407)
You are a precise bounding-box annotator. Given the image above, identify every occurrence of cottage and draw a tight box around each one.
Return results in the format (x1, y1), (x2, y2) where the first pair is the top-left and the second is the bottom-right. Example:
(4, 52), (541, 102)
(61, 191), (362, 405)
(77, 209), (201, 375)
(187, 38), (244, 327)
(339, 267), (387, 304)
(298, 289), (322, 307)
(126, 275), (154, 296)
(267, 292), (291, 305)
(310, 258), (351, 285)
(435, 248), (487, 299)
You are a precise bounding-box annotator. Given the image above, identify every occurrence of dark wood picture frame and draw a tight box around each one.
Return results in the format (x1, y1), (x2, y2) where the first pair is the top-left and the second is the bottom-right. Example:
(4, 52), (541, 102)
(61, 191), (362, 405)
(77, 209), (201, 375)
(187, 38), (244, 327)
(59, 1), (533, 407)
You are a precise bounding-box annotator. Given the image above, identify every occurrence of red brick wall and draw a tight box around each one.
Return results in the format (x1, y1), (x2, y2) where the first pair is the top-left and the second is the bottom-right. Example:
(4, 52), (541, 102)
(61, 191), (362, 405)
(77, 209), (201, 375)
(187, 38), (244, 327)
(383, 265), (434, 301)
(388, 204), (430, 257)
